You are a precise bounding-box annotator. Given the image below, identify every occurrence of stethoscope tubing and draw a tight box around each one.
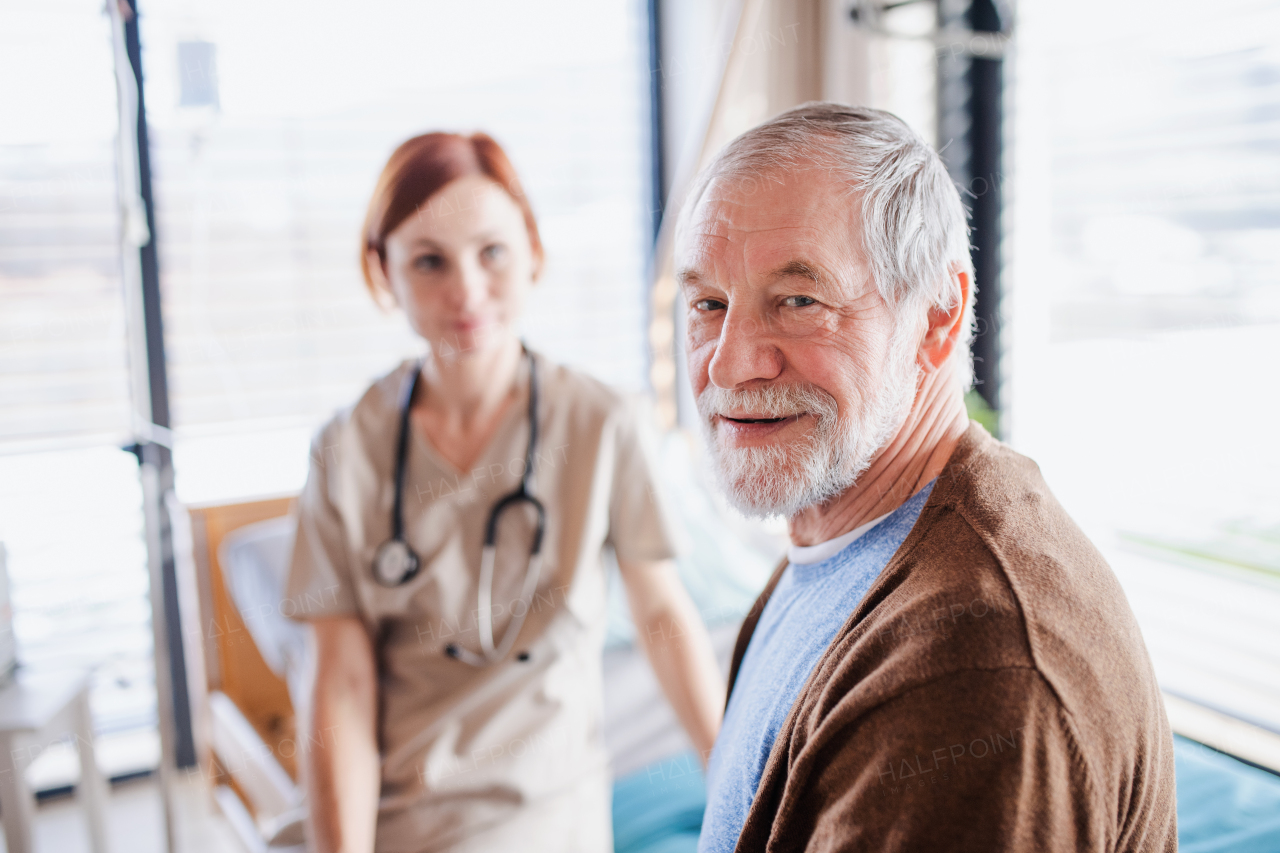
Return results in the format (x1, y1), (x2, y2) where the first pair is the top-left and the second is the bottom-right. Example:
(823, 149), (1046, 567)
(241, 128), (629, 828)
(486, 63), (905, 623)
(376, 345), (546, 667)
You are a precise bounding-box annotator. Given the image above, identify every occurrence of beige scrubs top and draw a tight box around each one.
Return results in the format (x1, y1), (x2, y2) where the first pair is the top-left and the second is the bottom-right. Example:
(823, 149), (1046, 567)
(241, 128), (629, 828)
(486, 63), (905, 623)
(286, 353), (682, 853)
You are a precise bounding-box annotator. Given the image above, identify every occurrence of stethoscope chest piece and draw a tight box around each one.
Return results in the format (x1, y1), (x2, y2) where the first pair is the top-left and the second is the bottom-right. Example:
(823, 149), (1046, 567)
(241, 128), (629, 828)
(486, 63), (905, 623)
(373, 538), (420, 587)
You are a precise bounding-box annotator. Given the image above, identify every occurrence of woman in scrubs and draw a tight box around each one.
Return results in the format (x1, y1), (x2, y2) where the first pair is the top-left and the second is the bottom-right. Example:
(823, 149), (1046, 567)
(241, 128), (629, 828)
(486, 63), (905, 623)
(286, 132), (723, 853)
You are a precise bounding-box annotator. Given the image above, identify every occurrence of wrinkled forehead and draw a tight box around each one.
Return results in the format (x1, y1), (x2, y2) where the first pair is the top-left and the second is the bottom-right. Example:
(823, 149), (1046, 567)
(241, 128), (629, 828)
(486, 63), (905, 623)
(675, 168), (863, 278)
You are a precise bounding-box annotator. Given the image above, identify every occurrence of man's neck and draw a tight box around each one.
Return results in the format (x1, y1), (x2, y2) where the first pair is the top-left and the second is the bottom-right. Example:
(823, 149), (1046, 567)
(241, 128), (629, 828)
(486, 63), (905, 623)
(788, 361), (970, 547)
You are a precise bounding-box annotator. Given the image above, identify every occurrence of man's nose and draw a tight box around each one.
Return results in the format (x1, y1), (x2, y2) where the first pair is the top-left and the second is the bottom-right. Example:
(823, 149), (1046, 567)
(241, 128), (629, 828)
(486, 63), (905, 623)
(706, 306), (783, 390)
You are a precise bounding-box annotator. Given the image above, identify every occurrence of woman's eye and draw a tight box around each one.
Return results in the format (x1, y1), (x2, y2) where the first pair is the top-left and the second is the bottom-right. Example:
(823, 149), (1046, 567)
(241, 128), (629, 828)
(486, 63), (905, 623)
(414, 254), (444, 271)
(481, 244), (507, 262)
(782, 295), (817, 308)
(694, 298), (727, 312)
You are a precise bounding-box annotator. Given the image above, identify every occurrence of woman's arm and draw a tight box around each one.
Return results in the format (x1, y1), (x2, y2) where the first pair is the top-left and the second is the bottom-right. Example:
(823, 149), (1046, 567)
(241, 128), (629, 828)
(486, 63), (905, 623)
(616, 557), (724, 763)
(303, 616), (380, 853)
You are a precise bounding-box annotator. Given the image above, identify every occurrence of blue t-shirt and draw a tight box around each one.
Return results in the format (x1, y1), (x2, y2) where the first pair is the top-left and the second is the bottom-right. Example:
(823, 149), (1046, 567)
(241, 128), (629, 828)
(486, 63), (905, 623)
(697, 482), (935, 853)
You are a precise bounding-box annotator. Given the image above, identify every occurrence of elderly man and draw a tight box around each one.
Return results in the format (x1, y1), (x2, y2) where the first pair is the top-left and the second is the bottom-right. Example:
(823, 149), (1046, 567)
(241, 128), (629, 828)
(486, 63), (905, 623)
(677, 103), (1177, 852)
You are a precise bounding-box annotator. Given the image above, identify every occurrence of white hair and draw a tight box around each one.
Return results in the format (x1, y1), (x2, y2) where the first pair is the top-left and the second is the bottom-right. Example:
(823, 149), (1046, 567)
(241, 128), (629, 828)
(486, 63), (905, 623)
(678, 102), (975, 375)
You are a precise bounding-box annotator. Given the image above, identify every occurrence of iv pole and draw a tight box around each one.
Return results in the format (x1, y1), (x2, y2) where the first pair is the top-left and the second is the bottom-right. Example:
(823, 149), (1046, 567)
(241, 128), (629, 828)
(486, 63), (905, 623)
(107, 1), (197, 849)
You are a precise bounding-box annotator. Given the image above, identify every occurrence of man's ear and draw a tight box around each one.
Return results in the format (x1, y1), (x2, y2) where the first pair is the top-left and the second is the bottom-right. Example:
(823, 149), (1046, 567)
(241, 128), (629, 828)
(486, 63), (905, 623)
(365, 249), (399, 311)
(919, 265), (971, 371)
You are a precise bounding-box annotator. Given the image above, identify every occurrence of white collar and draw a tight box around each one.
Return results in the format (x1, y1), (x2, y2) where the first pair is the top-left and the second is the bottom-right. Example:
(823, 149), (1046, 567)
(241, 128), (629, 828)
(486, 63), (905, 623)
(787, 512), (891, 567)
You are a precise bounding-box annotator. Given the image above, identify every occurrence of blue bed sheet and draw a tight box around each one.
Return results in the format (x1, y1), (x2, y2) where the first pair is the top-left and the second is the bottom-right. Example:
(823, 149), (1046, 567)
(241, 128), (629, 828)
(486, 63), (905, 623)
(612, 739), (1280, 853)
(1175, 735), (1280, 852)
(612, 752), (705, 853)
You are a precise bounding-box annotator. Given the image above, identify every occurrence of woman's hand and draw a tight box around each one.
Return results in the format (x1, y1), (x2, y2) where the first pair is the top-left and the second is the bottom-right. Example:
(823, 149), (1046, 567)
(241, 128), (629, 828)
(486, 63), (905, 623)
(616, 557), (725, 765)
(303, 616), (380, 853)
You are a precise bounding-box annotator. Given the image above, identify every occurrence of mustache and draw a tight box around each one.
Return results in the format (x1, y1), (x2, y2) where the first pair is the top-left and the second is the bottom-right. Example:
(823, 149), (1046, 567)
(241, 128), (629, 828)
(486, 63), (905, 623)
(696, 382), (839, 423)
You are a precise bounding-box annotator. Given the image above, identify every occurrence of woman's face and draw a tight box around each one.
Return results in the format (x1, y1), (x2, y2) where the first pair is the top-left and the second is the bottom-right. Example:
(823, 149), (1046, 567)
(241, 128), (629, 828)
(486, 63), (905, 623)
(379, 174), (538, 359)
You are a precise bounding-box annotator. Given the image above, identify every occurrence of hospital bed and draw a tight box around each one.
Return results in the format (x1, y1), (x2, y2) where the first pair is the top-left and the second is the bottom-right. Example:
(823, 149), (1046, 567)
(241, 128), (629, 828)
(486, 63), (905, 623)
(188, 436), (1280, 853)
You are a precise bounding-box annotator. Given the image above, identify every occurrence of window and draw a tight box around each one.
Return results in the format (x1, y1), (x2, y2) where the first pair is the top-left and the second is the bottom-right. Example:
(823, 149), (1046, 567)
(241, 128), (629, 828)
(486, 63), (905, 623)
(0, 0), (158, 777)
(1010, 0), (1280, 730)
(135, 0), (656, 505)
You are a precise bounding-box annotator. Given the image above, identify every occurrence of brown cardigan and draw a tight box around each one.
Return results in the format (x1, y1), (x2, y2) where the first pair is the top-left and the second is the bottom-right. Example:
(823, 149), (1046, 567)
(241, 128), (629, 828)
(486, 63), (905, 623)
(725, 423), (1177, 852)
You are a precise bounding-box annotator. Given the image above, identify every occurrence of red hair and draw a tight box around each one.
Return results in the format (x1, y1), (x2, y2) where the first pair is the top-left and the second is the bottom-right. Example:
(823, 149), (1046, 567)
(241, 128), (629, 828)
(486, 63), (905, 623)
(360, 132), (543, 298)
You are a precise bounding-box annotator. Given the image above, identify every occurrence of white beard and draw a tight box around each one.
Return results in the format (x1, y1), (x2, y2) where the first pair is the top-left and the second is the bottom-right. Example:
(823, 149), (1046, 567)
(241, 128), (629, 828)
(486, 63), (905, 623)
(697, 349), (918, 519)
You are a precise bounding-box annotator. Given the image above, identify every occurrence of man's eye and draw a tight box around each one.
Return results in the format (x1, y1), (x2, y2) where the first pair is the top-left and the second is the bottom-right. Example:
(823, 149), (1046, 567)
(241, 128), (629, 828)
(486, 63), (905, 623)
(694, 298), (727, 311)
(414, 254), (444, 271)
(782, 295), (817, 308)
(481, 244), (507, 262)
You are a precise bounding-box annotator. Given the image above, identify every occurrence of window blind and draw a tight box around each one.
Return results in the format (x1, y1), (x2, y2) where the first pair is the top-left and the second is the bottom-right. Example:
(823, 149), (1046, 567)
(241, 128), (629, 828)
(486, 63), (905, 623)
(1011, 0), (1280, 731)
(0, 3), (133, 453)
(136, 0), (655, 508)
(0, 0), (158, 753)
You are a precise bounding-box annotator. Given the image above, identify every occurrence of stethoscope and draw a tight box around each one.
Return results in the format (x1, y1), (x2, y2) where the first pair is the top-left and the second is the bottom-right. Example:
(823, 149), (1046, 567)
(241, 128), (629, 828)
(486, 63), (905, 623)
(372, 346), (546, 666)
